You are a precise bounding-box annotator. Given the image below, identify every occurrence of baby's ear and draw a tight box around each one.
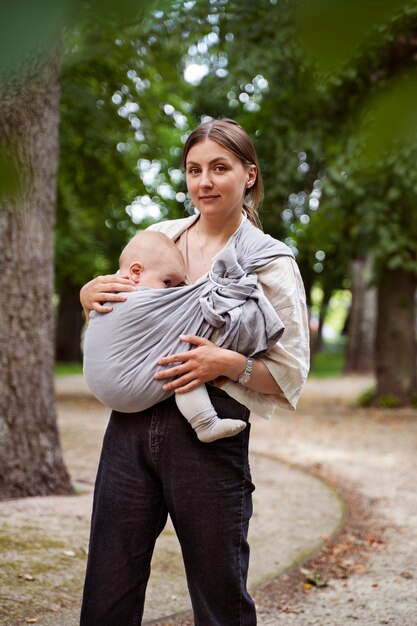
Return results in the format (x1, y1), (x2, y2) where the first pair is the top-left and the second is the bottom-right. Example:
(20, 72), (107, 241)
(129, 262), (143, 284)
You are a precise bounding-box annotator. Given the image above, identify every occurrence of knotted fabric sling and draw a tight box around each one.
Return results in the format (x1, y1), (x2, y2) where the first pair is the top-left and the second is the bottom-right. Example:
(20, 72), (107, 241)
(83, 218), (294, 413)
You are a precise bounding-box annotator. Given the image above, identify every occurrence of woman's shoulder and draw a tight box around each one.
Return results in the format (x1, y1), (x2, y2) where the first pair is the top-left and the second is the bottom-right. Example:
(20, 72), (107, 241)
(256, 255), (307, 309)
(146, 215), (197, 240)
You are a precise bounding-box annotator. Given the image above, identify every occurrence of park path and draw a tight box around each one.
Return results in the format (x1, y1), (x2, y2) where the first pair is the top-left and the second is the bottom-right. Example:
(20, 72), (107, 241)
(3, 375), (416, 625)
(0, 376), (345, 626)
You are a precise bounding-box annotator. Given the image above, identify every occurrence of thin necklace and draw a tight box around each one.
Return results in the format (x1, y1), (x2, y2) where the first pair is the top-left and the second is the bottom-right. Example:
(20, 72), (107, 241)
(195, 222), (231, 264)
(195, 221), (208, 264)
(183, 228), (192, 284)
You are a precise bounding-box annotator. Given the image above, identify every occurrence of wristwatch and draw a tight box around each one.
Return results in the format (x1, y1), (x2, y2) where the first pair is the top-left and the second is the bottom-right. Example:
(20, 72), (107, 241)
(238, 357), (253, 385)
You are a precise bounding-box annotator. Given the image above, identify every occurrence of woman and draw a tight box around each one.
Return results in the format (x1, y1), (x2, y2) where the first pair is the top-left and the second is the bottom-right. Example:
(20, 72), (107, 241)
(79, 118), (310, 625)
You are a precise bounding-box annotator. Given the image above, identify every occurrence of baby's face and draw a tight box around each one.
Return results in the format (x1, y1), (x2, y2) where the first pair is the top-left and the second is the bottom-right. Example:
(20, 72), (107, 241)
(139, 258), (186, 289)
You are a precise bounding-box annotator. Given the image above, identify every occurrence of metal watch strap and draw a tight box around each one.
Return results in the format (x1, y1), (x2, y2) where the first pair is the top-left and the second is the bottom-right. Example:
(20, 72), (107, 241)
(238, 357), (253, 385)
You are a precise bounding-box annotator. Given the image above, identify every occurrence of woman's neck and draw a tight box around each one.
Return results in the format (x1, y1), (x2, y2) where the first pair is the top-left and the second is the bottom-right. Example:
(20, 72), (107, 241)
(196, 211), (243, 244)
(178, 211), (244, 284)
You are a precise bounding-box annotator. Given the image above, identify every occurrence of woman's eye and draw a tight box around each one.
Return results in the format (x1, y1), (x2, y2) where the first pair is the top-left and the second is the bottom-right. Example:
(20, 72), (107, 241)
(188, 167), (199, 175)
(214, 164), (226, 173)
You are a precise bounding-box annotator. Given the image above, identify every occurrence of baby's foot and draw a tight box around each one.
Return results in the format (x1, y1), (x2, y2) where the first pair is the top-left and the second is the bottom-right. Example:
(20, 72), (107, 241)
(196, 418), (247, 443)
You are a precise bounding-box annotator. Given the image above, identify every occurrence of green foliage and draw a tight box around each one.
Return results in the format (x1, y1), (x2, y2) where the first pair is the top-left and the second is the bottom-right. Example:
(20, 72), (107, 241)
(292, 0), (417, 282)
(296, 0), (413, 75)
(5, 0), (417, 292)
(357, 387), (377, 407)
(0, 0), (161, 78)
(57, 28), (139, 287)
(56, 16), (192, 289)
(357, 388), (405, 408)
(309, 349), (345, 379)
(378, 394), (402, 408)
(0, 0), (70, 78)
(57, 0), (417, 297)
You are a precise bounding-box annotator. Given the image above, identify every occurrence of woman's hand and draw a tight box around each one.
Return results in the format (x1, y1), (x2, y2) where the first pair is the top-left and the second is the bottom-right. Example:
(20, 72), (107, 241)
(154, 335), (246, 394)
(80, 274), (136, 318)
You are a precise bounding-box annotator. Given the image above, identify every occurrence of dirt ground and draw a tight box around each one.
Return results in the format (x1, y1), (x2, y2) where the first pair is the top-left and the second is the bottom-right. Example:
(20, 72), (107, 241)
(249, 378), (417, 626)
(0, 386), (342, 626)
(1, 375), (417, 626)
(150, 377), (417, 626)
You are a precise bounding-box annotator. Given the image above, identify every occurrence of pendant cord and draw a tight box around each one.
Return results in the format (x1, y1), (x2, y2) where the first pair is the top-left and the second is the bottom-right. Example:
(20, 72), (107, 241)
(195, 221), (207, 264)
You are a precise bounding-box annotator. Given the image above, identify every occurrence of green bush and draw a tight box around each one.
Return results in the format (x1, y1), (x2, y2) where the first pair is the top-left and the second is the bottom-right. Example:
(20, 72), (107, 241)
(357, 386), (376, 407)
(358, 387), (405, 408)
(378, 394), (401, 408)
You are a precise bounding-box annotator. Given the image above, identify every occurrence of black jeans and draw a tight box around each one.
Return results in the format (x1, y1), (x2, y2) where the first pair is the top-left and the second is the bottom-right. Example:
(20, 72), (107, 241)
(80, 386), (256, 626)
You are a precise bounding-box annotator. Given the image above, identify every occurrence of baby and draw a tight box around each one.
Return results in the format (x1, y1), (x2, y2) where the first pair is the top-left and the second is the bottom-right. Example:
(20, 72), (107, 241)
(83, 230), (247, 443)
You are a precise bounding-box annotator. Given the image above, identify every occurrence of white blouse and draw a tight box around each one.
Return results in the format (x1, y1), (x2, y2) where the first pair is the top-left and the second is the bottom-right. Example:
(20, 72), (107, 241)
(148, 214), (310, 418)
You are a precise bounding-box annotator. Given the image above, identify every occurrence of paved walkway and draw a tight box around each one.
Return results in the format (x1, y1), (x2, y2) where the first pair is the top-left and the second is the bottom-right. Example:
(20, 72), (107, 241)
(52, 376), (345, 625)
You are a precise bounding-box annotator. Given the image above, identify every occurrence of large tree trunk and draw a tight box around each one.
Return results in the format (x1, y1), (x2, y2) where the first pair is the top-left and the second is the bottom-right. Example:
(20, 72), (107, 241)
(375, 267), (417, 405)
(55, 281), (84, 362)
(344, 257), (377, 373)
(0, 55), (73, 498)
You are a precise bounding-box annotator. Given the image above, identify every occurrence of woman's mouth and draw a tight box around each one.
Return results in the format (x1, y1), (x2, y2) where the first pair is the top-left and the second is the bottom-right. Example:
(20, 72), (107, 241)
(199, 195), (220, 201)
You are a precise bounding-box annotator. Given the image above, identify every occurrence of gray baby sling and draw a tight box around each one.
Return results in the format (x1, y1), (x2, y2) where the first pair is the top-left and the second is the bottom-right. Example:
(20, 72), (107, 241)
(83, 218), (294, 413)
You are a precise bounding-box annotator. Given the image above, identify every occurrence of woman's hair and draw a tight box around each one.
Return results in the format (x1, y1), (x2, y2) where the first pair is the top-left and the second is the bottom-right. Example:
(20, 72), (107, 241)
(182, 118), (264, 229)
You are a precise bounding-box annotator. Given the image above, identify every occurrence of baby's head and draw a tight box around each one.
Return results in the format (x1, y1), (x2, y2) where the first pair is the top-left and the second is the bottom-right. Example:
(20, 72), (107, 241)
(119, 231), (186, 289)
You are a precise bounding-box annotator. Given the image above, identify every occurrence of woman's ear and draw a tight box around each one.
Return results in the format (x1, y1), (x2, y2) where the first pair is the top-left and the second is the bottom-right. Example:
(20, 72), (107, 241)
(246, 164), (257, 189)
(129, 262), (144, 284)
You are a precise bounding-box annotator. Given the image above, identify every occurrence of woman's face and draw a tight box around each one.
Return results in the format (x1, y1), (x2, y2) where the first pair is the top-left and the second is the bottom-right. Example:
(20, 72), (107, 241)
(185, 139), (256, 220)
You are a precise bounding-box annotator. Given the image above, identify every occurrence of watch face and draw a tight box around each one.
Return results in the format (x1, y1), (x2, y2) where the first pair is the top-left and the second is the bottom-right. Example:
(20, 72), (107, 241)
(238, 358), (253, 384)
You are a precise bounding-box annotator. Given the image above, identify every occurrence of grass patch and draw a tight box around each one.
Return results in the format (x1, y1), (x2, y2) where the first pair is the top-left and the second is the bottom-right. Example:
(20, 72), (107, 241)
(54, 362), (83, 376)
(358, 387), (416, 408)
(310, 348), (345, 378)
(0, 522), (86, 624)
(357, 386), (376, 407)
(0, 524), (66, 552)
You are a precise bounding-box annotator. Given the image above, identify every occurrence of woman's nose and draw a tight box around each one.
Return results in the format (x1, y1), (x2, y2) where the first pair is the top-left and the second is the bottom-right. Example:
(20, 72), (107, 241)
(200, 170), (213, 188)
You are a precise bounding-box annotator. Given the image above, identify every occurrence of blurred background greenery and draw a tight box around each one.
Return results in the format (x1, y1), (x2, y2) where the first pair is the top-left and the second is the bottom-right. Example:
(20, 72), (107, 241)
(2, 0), (417, 404)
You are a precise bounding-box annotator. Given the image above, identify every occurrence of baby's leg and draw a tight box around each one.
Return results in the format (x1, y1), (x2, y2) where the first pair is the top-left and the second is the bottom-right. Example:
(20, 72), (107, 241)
(175, 386), (246, 443)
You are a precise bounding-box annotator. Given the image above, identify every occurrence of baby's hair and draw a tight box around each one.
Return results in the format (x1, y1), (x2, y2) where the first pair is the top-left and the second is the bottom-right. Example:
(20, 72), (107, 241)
(119, 231), (184, 271)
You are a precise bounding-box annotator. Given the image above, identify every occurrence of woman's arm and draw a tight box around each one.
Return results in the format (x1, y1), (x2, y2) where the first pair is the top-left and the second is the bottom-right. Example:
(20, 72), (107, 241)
(80, 274), (136, 319)
(255, 256), (310, 409)
(154, 335), (282, 395)
(155, 255), (309, 409)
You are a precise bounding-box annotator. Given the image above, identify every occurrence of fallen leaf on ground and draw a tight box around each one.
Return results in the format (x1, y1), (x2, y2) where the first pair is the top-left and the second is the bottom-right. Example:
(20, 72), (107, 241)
(277, 603), (301, 614)
(300, 567), (328, 587)
(63, 550), (76, 557)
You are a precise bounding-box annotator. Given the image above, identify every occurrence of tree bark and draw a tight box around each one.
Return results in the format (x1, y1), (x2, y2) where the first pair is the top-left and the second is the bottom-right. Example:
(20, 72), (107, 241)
(344, 257), (377, 373)
(375, 267), (417, 405)
(55, 282), (84, 363)
(0, 54), (74, 498)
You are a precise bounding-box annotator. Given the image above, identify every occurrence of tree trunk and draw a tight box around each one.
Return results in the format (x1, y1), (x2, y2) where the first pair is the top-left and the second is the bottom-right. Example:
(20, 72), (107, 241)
(55, 281), (84, 362)
(316, 282), (332, 353)
(0, 55), (74, 498)
(344, 257), (377, 373)
(375, 267), (417, 405)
